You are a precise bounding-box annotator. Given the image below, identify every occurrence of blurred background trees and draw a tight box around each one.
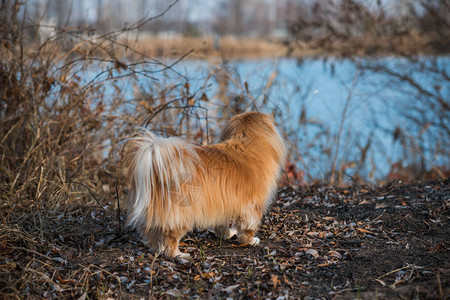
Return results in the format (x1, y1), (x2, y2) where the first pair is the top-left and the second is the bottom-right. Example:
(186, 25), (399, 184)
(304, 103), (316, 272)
(19, 0), (448, 49)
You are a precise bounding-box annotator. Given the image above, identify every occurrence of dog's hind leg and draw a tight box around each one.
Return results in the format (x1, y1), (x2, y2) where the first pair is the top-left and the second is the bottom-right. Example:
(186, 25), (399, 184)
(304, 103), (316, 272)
(214, 225), (237, 240)
(140, 228), (164, 254)
(235, 208), (263, 245)
(237, 229), (260, 245)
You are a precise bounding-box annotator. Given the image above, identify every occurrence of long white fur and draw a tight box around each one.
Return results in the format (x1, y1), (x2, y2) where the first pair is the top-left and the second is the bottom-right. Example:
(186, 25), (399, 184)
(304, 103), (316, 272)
(126, 129), (200, 229)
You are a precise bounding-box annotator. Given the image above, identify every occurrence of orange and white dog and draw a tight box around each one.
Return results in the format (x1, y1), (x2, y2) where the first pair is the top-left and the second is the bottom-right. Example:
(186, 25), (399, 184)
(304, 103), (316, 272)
(124, 112), (286, 258)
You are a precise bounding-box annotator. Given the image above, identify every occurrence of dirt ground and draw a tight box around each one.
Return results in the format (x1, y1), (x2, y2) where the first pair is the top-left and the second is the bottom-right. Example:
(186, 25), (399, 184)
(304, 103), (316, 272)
(1, 179), (449, 299)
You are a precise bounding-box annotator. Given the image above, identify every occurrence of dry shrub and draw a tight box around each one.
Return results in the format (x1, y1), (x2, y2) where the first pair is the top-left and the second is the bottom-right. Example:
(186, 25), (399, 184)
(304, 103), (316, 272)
(1, 45), (113, 212)
(0, 2), (208, 227)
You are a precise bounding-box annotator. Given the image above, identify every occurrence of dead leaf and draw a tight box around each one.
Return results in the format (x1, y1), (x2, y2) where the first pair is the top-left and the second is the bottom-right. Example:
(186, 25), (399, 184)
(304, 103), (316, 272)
(318, 262), (330, 267)
(201, 272), (215, 279)
(283, 274), (293, 288)
(165, 289), (181, 297)
(270, 274), (279, 289)
(305, 249), (319, 259)
(376, 203), (389, 209)
(224, 284), (240, 293)
(325, 250), (342, 259)
(318, 231), (333, 238)
(356, 227), (373, 234)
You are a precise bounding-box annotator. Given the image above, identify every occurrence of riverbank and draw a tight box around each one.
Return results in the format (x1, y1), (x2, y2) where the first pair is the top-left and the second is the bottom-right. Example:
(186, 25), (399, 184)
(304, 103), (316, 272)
(20, 33), (448, 62)
(117, 34), (447, 60)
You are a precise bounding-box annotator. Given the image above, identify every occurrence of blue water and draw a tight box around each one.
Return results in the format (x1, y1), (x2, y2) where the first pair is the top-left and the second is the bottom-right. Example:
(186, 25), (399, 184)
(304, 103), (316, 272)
(76, 56), (450, 181)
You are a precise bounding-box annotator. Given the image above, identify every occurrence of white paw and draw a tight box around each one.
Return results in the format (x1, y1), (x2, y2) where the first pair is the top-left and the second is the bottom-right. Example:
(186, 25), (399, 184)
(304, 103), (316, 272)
(250, 237), (260, 245)
(175, 252), (191, 259)
(174, 252), (190, 264)
(228, 228), (238, 239)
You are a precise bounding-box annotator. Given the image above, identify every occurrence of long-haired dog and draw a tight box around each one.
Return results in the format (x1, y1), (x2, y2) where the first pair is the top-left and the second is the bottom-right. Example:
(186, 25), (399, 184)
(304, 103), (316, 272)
(123, 112), (286, 258)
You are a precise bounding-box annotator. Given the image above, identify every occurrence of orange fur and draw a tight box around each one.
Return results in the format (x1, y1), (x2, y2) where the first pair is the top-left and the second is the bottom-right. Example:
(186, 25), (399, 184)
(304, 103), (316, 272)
(124, 112), (287, 258)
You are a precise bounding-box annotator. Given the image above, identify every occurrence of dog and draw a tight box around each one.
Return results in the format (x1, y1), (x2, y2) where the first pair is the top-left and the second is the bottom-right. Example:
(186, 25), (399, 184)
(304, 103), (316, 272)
(123, 112), (287, 258)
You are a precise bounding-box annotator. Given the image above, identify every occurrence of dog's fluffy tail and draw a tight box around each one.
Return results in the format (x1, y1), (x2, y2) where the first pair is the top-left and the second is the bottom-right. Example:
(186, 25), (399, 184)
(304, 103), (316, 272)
(124, 129), (200, 230)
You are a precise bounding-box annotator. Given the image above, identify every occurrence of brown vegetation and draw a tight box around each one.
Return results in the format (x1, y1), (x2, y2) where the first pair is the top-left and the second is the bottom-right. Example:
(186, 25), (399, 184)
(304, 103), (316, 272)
(123, 36), (287, 59)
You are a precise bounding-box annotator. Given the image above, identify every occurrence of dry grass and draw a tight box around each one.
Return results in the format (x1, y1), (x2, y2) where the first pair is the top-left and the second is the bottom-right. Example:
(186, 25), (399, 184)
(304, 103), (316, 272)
(286, 31), (444, 58)
(57, 33), (441, 60)
(100, 35), (288, 60)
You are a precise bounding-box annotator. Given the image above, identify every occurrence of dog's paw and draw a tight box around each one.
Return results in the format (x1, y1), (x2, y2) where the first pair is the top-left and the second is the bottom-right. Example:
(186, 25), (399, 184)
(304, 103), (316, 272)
(250, 237), (260, 245)
(227, 228), (238, 239)
(172, 248), (191, 259)
(175, 252), (191, 259)
(174, 252), (191, 264)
